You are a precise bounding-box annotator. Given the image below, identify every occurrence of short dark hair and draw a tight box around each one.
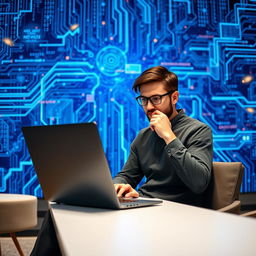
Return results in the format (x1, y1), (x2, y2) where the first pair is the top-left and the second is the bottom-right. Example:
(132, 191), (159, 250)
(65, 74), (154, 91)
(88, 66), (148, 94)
(132, 66), (178, 93)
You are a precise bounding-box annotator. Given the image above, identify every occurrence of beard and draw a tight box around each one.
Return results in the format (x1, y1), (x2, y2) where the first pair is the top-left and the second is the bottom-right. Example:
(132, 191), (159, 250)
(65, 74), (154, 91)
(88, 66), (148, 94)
(146, 103), (173, 121)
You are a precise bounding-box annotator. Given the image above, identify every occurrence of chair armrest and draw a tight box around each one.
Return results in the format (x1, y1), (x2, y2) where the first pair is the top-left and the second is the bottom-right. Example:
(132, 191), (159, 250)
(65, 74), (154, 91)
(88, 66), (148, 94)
(218, 200), (241, 214)
(241, 210), (256, 218)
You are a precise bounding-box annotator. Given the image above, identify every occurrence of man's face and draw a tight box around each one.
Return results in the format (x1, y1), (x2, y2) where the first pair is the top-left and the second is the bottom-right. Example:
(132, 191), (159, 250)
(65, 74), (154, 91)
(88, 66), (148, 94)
(139, 82), (178, 120)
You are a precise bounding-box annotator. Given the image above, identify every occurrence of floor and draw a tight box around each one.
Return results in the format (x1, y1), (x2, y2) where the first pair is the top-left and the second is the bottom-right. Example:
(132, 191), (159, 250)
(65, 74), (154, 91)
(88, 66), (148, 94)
(0, 237), (36, 256)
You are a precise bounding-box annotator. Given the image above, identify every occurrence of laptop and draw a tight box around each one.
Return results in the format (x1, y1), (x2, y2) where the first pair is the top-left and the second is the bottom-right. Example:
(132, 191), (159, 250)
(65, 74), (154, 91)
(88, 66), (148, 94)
(22, 123), (162, 209)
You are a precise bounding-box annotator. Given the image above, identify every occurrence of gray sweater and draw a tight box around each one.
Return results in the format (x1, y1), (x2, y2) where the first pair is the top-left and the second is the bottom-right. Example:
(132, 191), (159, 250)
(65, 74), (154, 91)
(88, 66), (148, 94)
(113, 109), (213, 206)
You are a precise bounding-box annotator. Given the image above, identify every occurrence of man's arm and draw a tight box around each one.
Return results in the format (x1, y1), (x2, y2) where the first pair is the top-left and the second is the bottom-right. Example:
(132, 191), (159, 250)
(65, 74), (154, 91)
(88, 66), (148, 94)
(164, 125), (213, 194)
(113, 142), (144, 197)
(150, 110), (213, 194)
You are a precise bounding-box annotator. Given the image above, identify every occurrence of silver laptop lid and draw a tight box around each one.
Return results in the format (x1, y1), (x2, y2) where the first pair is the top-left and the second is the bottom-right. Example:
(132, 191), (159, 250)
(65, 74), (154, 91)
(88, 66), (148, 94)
(22, 123), (121, 209)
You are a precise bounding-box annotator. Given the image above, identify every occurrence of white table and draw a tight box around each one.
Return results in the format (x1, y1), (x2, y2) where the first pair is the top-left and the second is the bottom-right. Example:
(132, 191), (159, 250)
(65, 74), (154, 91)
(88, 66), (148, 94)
(50, 201), (256, 256)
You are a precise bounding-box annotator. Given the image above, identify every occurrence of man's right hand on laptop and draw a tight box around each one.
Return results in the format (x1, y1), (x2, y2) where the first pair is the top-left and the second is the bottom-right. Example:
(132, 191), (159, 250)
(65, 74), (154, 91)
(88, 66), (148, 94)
(114, 184), (139, 198)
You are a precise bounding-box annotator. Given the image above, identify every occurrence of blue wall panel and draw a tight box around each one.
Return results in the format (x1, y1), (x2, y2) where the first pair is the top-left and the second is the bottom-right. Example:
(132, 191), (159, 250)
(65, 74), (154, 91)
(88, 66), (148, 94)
(0, 0), (255, 197)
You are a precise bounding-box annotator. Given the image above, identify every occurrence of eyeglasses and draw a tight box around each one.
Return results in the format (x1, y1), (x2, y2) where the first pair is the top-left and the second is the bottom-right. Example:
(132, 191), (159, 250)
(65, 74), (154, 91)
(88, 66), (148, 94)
(136, 90), (176, 106)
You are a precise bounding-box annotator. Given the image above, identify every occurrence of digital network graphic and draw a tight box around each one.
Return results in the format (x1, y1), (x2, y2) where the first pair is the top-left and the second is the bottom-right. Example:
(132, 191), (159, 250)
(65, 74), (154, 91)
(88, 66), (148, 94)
(0, 0), (255, 197)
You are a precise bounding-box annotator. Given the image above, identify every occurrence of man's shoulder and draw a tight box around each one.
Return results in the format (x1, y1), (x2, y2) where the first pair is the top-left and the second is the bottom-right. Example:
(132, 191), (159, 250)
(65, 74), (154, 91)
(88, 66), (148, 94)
(131, 127), (151, 145)
(181, 113), (211, 131)
(139, 127), (151, 134)
(135, 127), (151, 139)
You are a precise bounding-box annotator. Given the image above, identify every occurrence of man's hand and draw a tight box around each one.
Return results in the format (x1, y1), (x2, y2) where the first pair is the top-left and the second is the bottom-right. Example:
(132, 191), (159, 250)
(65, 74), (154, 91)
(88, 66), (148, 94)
(150, 110), (176, 144)
(114, 184), (139, 198)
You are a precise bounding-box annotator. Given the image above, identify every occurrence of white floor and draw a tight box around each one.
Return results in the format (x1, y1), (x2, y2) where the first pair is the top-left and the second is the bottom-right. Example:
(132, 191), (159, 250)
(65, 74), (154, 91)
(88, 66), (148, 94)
(0, 237), (36, 256)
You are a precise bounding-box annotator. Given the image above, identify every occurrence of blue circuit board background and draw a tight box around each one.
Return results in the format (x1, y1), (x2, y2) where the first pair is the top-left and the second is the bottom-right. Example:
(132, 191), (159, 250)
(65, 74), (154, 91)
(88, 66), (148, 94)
(0, 0), (255, 197)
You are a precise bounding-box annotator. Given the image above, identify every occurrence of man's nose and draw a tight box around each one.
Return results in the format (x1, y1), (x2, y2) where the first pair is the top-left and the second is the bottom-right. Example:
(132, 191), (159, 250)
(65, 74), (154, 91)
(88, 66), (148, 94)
(145, 100), (155, 110)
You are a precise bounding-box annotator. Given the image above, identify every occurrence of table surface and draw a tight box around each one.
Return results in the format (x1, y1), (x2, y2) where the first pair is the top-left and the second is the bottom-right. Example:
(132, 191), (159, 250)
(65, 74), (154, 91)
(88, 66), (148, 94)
(50, 200), (256, 256)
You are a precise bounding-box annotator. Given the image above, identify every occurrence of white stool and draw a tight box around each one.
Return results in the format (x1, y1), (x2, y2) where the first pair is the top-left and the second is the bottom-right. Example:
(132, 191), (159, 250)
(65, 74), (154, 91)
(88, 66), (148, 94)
(0, 194), (37, 256)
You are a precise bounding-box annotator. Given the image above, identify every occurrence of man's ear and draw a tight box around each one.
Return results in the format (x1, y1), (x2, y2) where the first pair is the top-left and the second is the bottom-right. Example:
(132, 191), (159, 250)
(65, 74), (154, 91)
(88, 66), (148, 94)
(172, 91), (179, 104)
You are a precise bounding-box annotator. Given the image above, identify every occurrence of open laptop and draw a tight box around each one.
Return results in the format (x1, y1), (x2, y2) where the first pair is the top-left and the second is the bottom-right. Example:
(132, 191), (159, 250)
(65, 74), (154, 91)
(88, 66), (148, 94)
(22, 123), (162, 209)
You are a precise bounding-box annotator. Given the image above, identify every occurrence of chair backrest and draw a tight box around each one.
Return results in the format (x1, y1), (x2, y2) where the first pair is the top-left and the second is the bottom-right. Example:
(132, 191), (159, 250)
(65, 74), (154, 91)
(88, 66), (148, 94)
(204, 162), (244, 210)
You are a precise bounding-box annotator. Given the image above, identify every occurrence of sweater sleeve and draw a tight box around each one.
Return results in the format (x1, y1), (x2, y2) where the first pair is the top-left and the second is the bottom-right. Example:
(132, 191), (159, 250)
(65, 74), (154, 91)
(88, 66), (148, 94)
(164, 125), (213, 194)
(113, 142), (144, 188)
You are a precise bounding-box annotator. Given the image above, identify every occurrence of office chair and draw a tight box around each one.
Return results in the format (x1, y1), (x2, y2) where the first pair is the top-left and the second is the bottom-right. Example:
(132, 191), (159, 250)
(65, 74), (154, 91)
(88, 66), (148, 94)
(241, 210), (256, 218)
(204, 162), (244, 214)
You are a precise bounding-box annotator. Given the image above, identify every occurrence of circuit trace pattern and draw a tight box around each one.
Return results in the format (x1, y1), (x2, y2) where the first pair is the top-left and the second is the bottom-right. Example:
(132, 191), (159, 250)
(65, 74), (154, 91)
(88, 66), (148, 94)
(0, 0), (255, 196)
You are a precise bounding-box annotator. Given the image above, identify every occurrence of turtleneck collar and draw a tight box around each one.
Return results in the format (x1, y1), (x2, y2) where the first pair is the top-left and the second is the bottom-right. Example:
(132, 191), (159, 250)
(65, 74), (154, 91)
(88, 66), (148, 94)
(170, 109), (185, 128)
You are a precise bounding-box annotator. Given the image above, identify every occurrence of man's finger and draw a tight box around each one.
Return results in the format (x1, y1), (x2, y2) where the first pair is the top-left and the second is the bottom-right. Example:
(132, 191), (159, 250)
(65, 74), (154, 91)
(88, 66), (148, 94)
(150, 117), (157, 122)
(117, 187), (126, 197)
(114, 184), (121, 192)
(150, 123), (155, 131)
(125, 191), (139, 198)
(153, 110), (162, 115)
(116, 184), (132, 197)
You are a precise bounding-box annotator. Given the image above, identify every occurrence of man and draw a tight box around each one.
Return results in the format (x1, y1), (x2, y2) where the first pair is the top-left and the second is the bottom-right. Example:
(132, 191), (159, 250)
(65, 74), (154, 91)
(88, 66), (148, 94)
(31, 66), (212, 255)
(114, 66), (213, 206)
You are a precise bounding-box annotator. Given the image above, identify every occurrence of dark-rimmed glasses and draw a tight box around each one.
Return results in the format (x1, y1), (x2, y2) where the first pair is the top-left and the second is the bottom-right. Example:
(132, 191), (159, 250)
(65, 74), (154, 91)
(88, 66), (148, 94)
(136, 90), (176, 106)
